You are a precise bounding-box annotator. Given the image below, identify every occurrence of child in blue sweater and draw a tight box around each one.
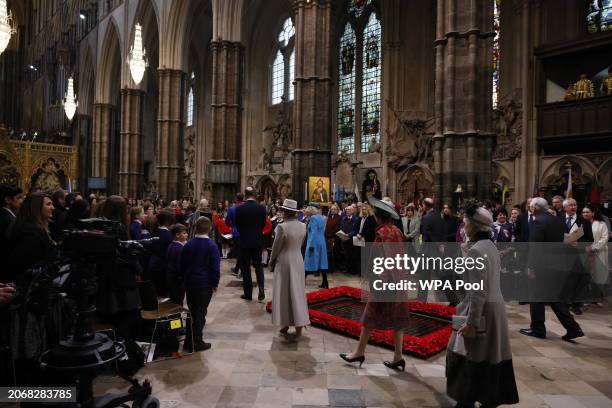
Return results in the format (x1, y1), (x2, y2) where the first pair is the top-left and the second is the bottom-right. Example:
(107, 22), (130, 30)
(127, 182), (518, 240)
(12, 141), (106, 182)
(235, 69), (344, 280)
(166, 224), (188, 305)
(180, 216), (220, 352)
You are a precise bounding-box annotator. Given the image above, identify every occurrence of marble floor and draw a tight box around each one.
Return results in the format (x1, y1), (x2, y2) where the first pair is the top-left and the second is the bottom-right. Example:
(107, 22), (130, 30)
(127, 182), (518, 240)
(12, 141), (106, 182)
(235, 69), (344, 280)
(94, 260), (612, 408)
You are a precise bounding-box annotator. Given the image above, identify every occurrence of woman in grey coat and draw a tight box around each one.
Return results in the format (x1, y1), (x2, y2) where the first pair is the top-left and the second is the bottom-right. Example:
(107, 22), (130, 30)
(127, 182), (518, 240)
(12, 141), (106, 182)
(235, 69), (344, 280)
(446, 204), (519, 408)
(269, 199), (311, 338)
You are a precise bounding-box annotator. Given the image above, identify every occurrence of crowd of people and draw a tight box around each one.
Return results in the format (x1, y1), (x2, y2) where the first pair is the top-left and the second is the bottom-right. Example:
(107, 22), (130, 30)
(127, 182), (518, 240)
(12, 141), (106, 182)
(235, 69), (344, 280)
(0, 182), (610, 407)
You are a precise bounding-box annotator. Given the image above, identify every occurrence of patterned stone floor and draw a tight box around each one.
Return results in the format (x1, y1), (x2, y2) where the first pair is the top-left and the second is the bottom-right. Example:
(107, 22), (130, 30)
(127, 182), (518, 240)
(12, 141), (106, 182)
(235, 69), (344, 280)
(94, 260), (612, 408)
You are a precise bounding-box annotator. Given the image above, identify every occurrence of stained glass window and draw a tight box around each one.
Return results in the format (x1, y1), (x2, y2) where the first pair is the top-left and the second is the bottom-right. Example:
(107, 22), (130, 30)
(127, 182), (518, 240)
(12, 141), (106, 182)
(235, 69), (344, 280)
(271, 17), (296, 105)
(272, 51), (285, 104)
(289, 50), (295, 101)
(186, 87), (194, 126)
(492, 0), (501, 108)
(338, 23), (356, 154)
(337, 2), (381, 154)
(587, 0), (612, 33)
(361, 14), (381, 152)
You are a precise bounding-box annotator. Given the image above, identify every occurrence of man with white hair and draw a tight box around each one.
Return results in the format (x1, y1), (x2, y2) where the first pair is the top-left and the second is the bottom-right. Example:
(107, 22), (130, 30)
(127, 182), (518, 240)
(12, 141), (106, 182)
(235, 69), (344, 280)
(519, 196), (584, 341)
(188, 198), (214, 240)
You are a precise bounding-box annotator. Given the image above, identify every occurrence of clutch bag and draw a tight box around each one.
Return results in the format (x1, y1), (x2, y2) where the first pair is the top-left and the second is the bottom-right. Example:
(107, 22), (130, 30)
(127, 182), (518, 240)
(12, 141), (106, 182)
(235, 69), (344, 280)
(451, 315), (486, 335)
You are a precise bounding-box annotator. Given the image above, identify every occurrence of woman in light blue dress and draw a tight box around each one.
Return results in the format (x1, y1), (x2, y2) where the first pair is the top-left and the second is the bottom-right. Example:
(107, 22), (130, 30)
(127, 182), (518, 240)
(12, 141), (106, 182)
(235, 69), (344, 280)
(304, 203), (329, 288)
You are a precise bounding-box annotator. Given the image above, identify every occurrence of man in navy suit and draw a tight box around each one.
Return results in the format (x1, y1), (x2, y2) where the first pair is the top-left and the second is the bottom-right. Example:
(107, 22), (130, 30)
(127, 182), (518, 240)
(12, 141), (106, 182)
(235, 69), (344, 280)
(235, 187), (267, 301)
(520, 197), (584, 342)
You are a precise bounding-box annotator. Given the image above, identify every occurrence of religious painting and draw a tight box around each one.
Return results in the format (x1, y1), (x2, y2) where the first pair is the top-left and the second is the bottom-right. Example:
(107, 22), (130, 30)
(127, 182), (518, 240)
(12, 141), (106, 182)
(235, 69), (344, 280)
(308, 176), (331, 204)
(31, 158), (66, 192)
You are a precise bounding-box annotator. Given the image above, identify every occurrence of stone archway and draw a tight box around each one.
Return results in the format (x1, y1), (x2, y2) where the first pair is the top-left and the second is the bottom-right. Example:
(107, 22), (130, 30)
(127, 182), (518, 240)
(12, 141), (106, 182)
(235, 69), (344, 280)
(397, 165), (433, 206)
(257, 176), (278, 203)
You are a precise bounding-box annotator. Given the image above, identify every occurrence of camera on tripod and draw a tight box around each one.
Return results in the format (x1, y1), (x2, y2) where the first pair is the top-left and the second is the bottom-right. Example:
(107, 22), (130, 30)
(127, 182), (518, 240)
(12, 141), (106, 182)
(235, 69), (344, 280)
(10, 218), (161, 408)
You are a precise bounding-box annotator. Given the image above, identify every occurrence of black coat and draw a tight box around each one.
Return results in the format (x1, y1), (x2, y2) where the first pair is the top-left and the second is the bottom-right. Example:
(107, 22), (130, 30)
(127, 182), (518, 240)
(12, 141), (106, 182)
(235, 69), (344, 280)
(0, 208), (15, 280)
(420, 210), (445, 243)
(514, 212), (532, 242)
(235, 199), (267, 249)
(6, 222), (56, 283)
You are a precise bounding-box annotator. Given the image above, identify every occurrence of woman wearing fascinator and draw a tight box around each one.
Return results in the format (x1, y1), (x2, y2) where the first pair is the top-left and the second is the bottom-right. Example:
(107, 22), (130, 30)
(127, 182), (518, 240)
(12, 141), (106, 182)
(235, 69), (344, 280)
(446, 202), (519, 408)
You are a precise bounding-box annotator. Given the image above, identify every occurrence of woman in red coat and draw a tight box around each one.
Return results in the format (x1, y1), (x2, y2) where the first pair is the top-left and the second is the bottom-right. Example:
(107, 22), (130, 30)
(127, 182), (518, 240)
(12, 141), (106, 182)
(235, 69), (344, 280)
(340, 196), (410, 371)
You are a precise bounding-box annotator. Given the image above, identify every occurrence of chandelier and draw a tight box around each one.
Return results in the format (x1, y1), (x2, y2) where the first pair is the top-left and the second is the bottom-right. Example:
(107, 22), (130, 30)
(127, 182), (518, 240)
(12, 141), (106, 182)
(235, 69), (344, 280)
(128, 23), (147, 85)
(0, 0), (16, 55)
(64, 76), (78, 121)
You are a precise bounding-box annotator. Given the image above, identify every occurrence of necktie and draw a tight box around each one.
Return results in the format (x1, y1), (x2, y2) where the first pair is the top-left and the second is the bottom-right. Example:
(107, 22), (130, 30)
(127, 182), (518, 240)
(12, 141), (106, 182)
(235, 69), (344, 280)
(528, 214), (534, 225)
(566, 216), (573, 230)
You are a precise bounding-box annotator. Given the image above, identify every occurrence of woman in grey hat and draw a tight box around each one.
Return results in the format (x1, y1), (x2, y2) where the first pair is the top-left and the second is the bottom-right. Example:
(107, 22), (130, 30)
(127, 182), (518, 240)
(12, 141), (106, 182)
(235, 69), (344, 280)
(446, 203), (519, 408)
(269, 199), (311, 338)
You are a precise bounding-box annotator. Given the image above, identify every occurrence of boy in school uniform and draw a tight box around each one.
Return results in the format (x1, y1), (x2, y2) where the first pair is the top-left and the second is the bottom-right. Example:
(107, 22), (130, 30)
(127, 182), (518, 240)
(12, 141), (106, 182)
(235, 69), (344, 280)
(166, 224), (188, 305)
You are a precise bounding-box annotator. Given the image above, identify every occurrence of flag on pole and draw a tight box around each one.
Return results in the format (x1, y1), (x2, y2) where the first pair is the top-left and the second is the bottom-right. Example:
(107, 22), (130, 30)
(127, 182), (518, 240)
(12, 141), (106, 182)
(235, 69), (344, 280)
(531, 175), (539, 197)
(566, 167), (573, 199)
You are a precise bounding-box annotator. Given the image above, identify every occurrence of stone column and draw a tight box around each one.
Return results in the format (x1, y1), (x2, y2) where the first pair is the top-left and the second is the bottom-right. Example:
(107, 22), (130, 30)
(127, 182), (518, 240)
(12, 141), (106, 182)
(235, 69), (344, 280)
(208, 41), (243, 203)
(291, 0), (333, 203)
(433, 0), (495, 205)
(76, 114), (92, 192)
(157, 69), (185, 200)
(91, 103), (113, 185)
(119, 89), (144, 198)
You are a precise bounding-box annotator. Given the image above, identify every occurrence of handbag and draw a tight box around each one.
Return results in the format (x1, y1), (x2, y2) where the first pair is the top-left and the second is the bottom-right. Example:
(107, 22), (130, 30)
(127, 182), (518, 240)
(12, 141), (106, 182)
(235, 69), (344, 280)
(451, 315), (486, 336)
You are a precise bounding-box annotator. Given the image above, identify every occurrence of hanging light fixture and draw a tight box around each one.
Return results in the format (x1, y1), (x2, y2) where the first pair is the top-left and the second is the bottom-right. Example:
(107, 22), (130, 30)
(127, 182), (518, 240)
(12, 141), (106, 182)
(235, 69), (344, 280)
(128, 23), (147, 85)
(0, 0), (16, 56)
(64, 76), (78, 121)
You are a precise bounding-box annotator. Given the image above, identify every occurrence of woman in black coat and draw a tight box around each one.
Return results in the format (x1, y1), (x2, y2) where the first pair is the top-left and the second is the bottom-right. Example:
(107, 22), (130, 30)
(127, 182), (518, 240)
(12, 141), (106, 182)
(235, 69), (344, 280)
(7, 192), (56, 283)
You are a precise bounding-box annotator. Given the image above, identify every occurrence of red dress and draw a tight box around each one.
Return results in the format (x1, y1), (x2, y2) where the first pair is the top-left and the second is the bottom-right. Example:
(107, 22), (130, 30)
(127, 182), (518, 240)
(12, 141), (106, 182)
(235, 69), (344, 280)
(360, 222), (411, 330)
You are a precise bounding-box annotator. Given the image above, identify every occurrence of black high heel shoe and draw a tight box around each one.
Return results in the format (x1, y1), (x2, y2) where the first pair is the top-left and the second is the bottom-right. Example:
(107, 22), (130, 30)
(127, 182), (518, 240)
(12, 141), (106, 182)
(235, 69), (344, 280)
(383, 358), (406, 371)
(339, 353), (365, 367)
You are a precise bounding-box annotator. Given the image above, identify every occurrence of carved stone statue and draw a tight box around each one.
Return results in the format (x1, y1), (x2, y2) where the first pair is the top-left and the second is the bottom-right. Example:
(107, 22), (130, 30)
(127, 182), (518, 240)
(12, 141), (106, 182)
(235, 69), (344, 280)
(257, 147), (271, 171)
(601, 72), (612, 96)
(493, 96), (523, 160)
(573, 74), (594, 99)
(367, 137), (381, 154)
(271, 102), (292, 154)
(386, 105), (433, 169)
(184, 133), (196, 178)
(361, 170), (382, 201)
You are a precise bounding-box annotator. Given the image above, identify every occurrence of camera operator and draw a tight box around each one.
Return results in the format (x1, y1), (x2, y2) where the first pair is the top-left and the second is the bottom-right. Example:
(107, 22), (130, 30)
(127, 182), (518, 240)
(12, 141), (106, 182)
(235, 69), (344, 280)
(96, 195), (141, 341)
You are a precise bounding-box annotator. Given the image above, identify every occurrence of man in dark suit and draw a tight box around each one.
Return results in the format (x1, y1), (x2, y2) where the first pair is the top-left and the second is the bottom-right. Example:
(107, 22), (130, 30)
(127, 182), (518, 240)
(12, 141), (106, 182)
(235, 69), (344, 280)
(514, 198), (534, 243)
(551, 195), (565, 218)
(419, 198), (457, 305)
(235, 187), (267, 301)
(0, 185), (23, 281)
(520, 197), (584, 341)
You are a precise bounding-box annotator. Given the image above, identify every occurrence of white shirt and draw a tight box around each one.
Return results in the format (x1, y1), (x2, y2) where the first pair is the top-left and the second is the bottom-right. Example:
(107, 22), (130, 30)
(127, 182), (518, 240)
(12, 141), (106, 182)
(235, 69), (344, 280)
(195, 234), (210, 239)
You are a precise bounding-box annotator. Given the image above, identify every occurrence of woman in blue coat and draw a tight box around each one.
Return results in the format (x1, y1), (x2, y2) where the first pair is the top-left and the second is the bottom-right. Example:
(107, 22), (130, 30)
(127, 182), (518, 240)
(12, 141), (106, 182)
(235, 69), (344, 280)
(304, 203), (329, 288)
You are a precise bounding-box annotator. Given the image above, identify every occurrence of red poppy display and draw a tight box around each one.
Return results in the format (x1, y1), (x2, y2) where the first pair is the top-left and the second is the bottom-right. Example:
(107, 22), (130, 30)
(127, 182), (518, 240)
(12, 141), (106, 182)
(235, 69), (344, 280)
(266, 286), (455, 359)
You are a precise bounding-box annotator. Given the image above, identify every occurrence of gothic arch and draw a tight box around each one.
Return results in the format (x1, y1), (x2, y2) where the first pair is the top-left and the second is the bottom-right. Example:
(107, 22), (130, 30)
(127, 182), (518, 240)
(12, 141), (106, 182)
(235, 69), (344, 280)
(79, 47), (96, 116)
(540, 155), (597, 186)
(96, 18), (123, 104)
(397, 164), (433, 205)
(130, 0), (161, 89)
